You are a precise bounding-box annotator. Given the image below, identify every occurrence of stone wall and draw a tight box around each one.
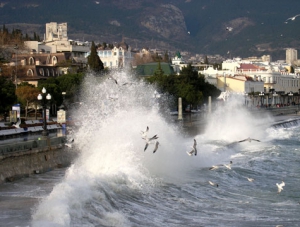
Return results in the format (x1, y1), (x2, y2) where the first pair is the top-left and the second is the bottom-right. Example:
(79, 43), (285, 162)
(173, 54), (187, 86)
(0, 138), (77, 184)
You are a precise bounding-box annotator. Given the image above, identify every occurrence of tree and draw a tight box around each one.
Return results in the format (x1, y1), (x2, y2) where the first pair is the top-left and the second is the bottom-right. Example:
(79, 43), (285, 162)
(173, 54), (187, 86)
(15, 83), (40, 119)
(146, 64), (220, 110)
(87, 41), (104, 72)
(0, 77), (17, 113)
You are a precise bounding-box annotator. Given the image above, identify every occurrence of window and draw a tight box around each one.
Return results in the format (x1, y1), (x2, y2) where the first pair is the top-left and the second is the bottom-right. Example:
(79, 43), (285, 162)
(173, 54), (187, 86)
(39, 68), (44, 76)
(27, 69), (34, 77)
(52, 56), (58, 65)
(29, 57), (35, 65)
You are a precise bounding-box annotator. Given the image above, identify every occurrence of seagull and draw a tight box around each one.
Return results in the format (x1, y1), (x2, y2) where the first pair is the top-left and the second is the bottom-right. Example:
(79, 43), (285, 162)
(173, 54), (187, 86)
(65, 138), (74, 148)
(238, 137), (260, 143)
(108, 76), (118, 84)
(247, 177), (254, 182)
(141, 126), (149, 139)
(224, 161), (233, 169)
(12, 118), (21, 128)
(153, 141), (159, 153)
(208, 181), (218, 187)
(226, 26), (233, 31)
(286, 14), (300, 22)
(186, 139), (197, 156)
(276, 181), (285, 193)
(143, 134), (159, 151)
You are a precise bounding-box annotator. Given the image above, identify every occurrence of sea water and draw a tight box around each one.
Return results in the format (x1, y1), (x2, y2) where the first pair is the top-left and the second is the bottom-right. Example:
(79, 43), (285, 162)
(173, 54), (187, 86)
(0, 70), (300, 227)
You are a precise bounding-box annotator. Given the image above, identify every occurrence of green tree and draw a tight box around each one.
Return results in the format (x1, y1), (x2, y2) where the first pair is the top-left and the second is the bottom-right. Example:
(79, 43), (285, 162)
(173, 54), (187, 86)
(147, 64), (220, 110)
(87, 41), (104, 72)
(0, 77), (17, 113)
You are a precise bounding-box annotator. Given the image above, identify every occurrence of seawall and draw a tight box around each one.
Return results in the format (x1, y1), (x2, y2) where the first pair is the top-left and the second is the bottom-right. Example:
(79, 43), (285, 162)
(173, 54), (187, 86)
(0, 137), (77, 184)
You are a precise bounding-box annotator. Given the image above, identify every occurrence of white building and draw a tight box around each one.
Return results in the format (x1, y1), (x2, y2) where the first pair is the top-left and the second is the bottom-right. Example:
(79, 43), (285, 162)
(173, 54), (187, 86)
(25, 22), (90, 59)
(171, 51), (187, 74)
(90, 41), (133, 69)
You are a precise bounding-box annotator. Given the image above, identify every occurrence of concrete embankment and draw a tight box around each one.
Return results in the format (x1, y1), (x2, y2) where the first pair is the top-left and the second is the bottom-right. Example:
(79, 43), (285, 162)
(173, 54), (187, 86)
(0, 136), (77, 184)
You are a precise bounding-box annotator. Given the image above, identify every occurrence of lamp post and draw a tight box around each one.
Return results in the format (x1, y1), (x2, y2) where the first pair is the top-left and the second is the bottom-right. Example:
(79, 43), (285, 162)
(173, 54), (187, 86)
(244, 92), (248, 106)
(273, 91), (278, 107)
(259, 91), (264, 107)
(14, 44), (18, 88)
(288, 91), (293, 105)
(61, 92), (66, 109)
(38, 87), (51, 137)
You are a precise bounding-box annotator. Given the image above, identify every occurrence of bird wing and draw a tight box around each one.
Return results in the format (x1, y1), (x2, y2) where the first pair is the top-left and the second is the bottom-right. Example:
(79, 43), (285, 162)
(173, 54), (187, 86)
(144, 143), (149, 151)
(153, 141), (159, 153)
(187, 148), (195, 156)
(209, 165), (219, 170)
(252, 139), (261, 142)
(65, 143), (72, 148)
(238, 139), (246, 143)
(279, 181), (285, 187)
(149, 135), (158, 141)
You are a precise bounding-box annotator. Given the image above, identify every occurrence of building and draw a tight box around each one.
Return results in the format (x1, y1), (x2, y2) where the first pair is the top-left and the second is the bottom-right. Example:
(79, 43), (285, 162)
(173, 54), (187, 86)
(25, 22), (90, 59)
(171, 51), (187, 74)
(87, 41), (133, 69)
(286, 48), (297, 64)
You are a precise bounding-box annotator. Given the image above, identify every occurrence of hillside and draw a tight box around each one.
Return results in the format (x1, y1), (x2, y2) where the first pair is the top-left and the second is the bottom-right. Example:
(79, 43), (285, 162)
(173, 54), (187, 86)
(1, 0), (300, 60)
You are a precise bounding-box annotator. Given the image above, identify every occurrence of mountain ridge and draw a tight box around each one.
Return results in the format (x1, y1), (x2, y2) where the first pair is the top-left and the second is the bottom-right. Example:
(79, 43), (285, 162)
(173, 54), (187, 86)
(1, 0), (300, 60)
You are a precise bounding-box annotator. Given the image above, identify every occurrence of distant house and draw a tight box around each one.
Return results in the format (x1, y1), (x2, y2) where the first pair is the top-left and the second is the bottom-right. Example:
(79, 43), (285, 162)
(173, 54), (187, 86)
(86, 40), (133, 69)
(135, 62), (174, 77)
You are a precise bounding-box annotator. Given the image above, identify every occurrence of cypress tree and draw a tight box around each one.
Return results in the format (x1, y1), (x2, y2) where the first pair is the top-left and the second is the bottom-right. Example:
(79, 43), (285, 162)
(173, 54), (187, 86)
(88, 41), (104, 72)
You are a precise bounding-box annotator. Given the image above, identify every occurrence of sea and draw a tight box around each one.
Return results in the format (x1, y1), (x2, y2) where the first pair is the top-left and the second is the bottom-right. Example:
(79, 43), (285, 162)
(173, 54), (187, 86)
(0, 70), (300, 227)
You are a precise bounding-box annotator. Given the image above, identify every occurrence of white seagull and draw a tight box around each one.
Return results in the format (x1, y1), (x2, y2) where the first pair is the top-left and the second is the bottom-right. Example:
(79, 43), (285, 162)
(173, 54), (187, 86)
(224, 161), (233, 170)
(226, 26), (233, 31)
(141, 126), (149, 139)
(65, 138), (74, 148)
(153, 141), (159, 153)
(186, 139), (197, 156)
(238, 137), (260, 143)
(286, 14), (300, 22)
(12, 118), (21, 128)
(143, 134), (159, 151)
(108, 76), (118, 84)
(276, 181), (285, 194)
(208, 181), (219, 187)
(247, 177), (254, 182)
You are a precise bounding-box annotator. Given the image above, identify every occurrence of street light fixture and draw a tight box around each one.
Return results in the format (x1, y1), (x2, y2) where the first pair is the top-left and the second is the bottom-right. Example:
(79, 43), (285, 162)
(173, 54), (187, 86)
(38, 87), (51, 137)
(259, 91), (264, 107)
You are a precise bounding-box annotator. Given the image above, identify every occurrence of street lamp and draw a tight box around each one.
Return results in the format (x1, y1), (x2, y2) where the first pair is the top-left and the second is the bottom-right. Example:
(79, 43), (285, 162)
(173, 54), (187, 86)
(244, 92), (248, 106)
(259, 91), (264, 107)
(14, 44), (18, 88)
(38, 87), (51, 137)
(288, 91), (293, 105)
(272, 91), (278, 107)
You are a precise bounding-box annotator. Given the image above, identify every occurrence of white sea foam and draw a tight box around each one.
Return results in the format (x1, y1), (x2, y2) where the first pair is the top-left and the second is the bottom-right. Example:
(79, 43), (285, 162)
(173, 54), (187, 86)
(31, 70), (280, 226)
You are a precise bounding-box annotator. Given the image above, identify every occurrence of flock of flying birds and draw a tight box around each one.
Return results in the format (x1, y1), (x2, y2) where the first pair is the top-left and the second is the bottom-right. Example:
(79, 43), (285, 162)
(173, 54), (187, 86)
(140, 127), (285, 194)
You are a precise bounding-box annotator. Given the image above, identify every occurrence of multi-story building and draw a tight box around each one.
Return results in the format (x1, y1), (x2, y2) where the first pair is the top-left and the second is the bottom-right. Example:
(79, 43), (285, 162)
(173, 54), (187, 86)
(286, 48), (298, 64)
(10, 22), (90, 86)
(86, 41), (133, 69)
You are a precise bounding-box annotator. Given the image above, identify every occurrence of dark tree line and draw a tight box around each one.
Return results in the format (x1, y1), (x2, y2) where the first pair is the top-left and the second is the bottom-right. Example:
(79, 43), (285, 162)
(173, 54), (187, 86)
(147, 64), (221, 110)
